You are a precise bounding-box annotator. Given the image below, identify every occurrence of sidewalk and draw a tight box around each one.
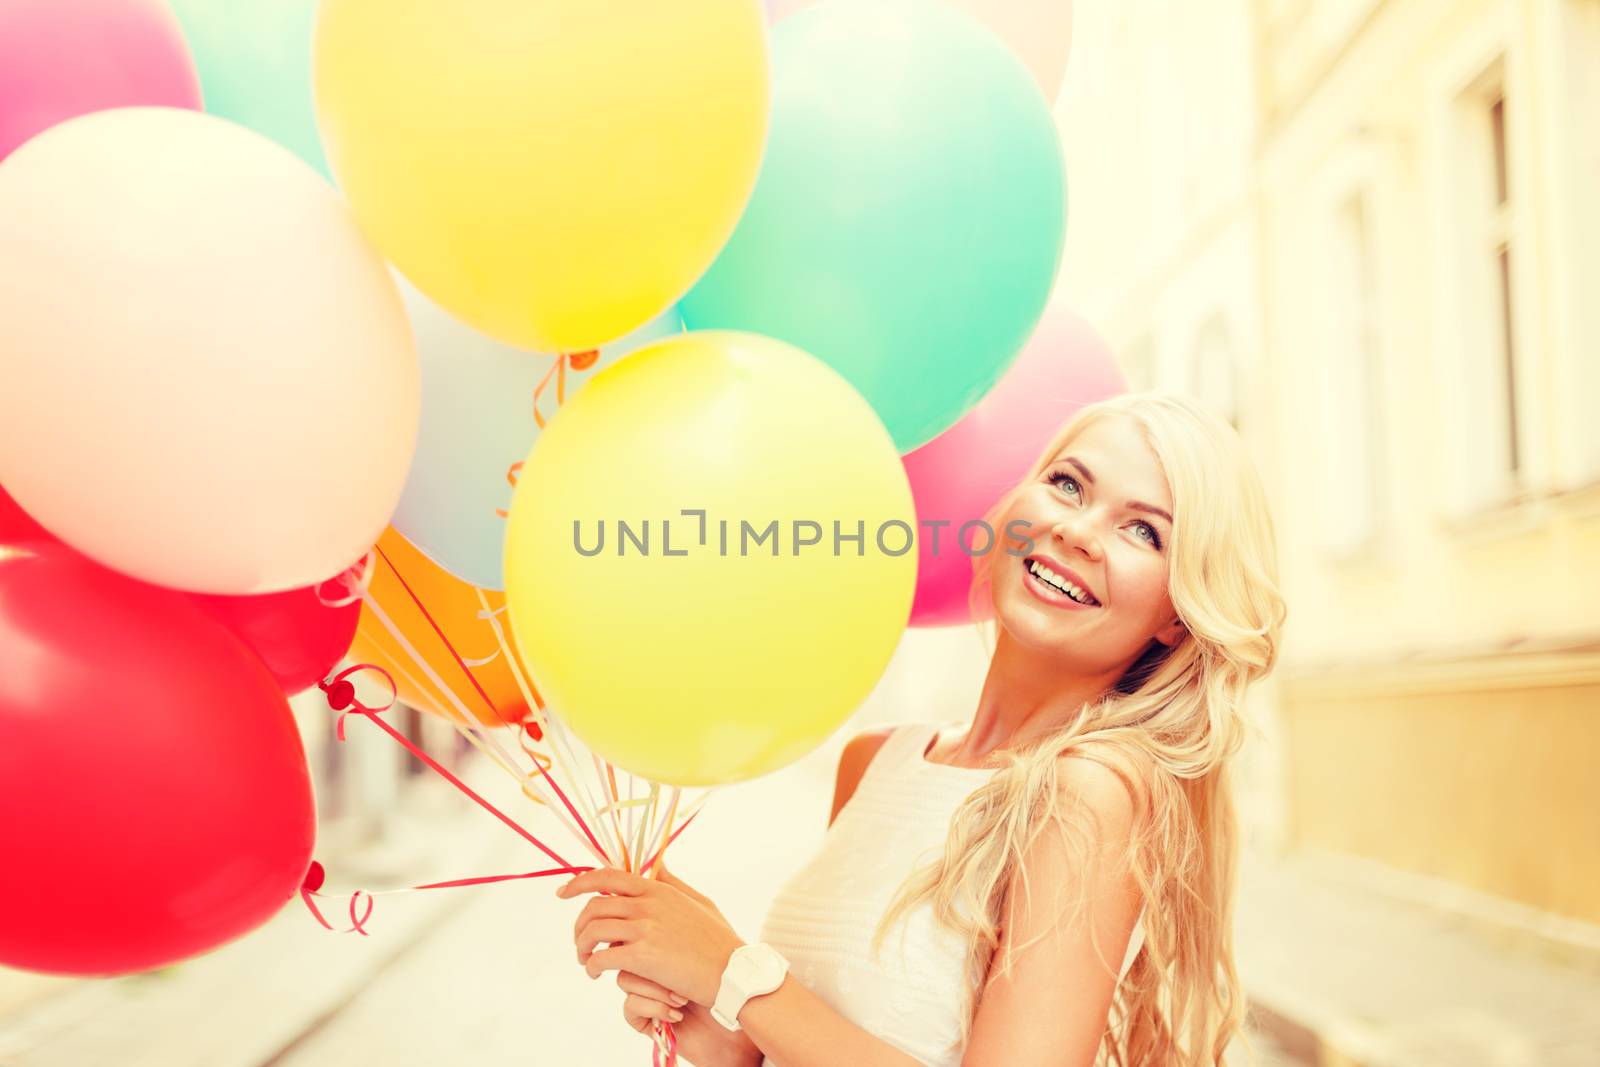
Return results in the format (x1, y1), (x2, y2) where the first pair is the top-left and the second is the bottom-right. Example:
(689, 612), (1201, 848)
(24, 715), (1593, 1067)
(0, 749), (841, 1067)
(1235, 850), (1600, 1067)
(0, 743), (1300, 1067)
(0, 765), (514, 1067)
(13, 746), (1593, 1066)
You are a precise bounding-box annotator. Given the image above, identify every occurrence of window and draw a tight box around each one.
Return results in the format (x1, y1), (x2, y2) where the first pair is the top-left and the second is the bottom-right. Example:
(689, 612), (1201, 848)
(1485, 90), (1521, 479)
(1318, 190), (1387, 556)
(1434, 54), (1530, 516)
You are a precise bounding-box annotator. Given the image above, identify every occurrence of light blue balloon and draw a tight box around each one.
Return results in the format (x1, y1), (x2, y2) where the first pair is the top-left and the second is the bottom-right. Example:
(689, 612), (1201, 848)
(167, 0), (329, 177)
(681, 0), (1066, 453)
(391, 276), (683, 590)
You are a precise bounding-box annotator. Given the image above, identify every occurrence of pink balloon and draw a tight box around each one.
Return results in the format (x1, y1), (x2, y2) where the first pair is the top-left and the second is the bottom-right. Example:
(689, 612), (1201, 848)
(903, 306), (1126, 627)
(0, 0), (201, 163)
(770, 0), (1073, 101)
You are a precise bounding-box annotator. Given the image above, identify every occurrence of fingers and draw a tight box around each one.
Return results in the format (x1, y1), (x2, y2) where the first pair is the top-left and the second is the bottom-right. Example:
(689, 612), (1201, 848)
(572, 894), (638, 943)
(585, 943), (637, 980)
(617, 970), (689, 1006)
(623, 993), (684, 1031)
(576, 918), (633, 961)
(558, 867), (651, 900)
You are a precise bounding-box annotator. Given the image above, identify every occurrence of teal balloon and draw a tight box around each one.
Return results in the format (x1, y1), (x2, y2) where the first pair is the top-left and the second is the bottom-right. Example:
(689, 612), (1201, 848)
(167, 0), (327, 177)
(681, 0), (1066, 453)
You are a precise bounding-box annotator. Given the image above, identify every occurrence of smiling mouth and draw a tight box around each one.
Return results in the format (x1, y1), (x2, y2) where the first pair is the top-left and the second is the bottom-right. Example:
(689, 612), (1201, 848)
(1023, 557), (1102, 607)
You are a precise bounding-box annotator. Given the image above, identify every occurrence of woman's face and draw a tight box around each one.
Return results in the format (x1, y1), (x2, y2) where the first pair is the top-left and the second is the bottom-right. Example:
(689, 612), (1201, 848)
(991, 414), (1183, 674)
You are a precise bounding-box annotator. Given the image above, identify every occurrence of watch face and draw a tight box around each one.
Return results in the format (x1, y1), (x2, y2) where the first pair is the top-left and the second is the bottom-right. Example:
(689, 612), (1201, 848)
(731, 955), (762, 985)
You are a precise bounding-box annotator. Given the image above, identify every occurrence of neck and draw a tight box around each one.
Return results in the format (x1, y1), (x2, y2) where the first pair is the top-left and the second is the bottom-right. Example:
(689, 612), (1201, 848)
(952, 625), (1126, 763)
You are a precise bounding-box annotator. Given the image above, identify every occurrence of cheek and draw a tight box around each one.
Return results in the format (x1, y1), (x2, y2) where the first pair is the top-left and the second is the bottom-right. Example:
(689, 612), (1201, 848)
(1110, 552), (1172, 626)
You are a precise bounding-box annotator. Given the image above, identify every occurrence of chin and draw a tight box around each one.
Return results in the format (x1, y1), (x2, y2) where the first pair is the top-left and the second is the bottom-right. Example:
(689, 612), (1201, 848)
(995, 583), (1079, 648)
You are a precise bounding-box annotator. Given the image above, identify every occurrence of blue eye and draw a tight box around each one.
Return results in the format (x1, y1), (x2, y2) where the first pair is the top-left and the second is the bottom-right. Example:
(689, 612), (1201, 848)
(1049, 467), (1166, 550)
(1048, 471), (1081, 498)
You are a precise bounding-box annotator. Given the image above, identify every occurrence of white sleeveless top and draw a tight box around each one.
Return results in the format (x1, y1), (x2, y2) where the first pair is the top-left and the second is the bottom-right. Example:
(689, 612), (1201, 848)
(757, 722), (1145, 1066)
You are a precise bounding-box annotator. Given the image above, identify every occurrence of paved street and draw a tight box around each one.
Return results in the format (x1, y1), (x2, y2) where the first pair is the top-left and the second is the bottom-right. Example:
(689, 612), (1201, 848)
(0, 741), (1306, 1067)
(3, 715), (1593, 1066)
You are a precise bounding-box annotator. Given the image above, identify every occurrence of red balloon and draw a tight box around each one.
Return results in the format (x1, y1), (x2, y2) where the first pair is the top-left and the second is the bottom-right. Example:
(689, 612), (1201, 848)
(0, 485), (361, 696)
(189, 562), (366, 696)
(0, 542), (316, 976)
(0, 483), (50, 542)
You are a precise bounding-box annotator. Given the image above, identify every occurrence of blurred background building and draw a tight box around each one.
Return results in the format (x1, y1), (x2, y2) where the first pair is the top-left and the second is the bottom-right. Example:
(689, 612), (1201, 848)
(2, 2), (1596, 1065)
(1050, 0), (1600, 1061)
(1058, 0), (1599, 928)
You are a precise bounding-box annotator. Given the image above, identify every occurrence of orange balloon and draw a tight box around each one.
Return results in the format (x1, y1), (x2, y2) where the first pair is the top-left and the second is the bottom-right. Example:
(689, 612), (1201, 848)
(348, 527), (537, 729)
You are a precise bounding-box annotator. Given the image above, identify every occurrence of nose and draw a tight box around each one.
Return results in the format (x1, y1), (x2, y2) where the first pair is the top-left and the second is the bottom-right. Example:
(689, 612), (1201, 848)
(1051, 508), (1103, 563)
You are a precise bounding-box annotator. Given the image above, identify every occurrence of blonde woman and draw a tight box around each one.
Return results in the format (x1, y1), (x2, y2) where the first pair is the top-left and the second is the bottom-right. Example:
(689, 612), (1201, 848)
(558, 393), (1287, 1066)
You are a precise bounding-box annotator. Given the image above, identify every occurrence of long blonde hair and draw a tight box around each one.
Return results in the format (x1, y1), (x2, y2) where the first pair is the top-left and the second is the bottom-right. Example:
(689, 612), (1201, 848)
(871, 392), (1287, 1065)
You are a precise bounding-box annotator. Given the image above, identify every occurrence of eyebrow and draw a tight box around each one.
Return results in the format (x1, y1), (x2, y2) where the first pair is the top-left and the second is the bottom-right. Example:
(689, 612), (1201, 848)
(1057, 456), (1174, 525)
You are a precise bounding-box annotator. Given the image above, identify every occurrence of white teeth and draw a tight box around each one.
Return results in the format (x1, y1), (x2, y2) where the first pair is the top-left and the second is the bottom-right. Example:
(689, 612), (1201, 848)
(1028, 560), (1096, 605)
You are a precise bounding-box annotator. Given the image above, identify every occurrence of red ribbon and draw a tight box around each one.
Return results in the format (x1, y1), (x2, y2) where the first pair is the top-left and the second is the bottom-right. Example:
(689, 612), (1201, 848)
(366, 547), (608, 863)
(299, 859), (594, 936)
(301, 665), (598, 935)
(318, 665), (579, 870)
(309, 599), (687, 1065)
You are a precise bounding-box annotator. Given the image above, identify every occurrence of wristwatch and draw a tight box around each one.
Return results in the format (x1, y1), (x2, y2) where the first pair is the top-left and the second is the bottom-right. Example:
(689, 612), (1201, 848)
(710, 942), (790, 1031)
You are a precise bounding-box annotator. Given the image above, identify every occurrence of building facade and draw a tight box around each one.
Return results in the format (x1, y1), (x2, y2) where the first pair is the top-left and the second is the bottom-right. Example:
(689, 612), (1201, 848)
(1056, 0), (1600, 938)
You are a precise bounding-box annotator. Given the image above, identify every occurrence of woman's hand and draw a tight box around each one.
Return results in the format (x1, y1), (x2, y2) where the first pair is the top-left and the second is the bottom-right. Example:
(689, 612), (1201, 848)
(617, 971), (761, 1067)
(617, 968), (688, 1030)
(558, 860), (745, 1007)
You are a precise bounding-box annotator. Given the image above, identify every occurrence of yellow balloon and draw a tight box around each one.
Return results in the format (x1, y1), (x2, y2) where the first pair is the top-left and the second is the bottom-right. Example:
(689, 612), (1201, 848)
(313, 0), (768, 353)
(504, 332), (917, 786)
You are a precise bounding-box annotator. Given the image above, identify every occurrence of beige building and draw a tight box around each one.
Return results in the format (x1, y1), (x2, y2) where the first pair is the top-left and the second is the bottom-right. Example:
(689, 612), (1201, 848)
(1056, 0), (1600, 937)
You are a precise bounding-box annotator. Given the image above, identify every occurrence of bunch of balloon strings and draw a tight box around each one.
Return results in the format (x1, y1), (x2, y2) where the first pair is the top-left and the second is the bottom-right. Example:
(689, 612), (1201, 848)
(301, 548), (708, 1067)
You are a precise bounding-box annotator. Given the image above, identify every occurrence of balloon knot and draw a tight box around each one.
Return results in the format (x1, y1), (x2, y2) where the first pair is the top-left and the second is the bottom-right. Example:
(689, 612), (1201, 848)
(323, 678), (357, 711)
(302, 860), (327, 893)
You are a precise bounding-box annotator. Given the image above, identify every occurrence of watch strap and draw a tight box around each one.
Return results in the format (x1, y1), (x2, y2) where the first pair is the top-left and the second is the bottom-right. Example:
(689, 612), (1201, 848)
(710, 942), (789, 1031)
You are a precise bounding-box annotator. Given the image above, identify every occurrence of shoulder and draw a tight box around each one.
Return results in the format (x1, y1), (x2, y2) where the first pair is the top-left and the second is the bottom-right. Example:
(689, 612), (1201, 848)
(1001, 754), (1142, 928)
(1004, 754), (1141, 895)
(1051, 754), (1138, 837)
(828, 725), (898, 827)
(969, 755), (1145, 1061)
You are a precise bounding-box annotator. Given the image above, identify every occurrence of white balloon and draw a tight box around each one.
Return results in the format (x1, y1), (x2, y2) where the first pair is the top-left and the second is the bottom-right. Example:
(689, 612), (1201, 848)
(0, 107), (419, 593)
(391, 275), (681, 590)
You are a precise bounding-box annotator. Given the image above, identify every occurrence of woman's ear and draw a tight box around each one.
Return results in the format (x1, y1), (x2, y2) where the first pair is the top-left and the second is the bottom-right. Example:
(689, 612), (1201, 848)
(1154, 616), (1186, 647)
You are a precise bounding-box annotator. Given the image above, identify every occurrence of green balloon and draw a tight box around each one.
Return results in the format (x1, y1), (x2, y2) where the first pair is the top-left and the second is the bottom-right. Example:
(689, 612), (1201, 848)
(167, 0), (328, 178)
(682, 0), (1066, 453)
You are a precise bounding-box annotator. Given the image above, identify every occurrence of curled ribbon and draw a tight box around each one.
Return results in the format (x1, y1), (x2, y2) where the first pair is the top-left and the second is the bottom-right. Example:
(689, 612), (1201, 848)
(299, 858), (594, 936)
(310, 660), (687, 1065)
(301, 665), (592, 938)
(314, 552), (376, 609)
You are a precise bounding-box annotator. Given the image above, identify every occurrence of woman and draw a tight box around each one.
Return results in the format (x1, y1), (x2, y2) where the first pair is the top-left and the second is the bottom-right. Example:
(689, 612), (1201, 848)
(558, 392), (1287, 1065)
